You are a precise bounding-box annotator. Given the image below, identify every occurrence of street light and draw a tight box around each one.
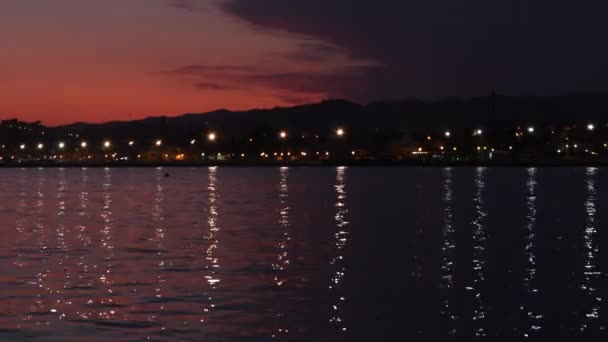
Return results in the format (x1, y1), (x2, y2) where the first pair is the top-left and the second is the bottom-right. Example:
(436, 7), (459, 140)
(445, 131), (451, 138)
(20, 144), (25, 150)
(474, 129), (483, 136)
(208, 133), (217, 142)
(587, 123), (595, 131)
(336, 128), (345, 137)
(58, 142), (65, 149)
(156, 140), (163, 147)
(527, 126), (535, 133)
(81, 141), (88, 148)
(129, 141), (135, 146)
(104, 141), (111, 148)
(37, 143), (44, 150)
(279, 131), (287, 139)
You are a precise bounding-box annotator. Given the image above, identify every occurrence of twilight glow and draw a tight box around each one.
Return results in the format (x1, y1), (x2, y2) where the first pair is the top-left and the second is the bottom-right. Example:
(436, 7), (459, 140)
(2, 0), (608, 125)
(0, 0), (369, 125)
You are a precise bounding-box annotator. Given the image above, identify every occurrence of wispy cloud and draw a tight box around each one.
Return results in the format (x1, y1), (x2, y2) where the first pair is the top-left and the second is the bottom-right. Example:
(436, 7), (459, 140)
(166, 63), (377, 103)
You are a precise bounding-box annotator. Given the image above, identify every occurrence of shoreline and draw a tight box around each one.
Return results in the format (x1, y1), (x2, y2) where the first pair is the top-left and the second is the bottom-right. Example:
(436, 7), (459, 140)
(1, 159), (608, 168)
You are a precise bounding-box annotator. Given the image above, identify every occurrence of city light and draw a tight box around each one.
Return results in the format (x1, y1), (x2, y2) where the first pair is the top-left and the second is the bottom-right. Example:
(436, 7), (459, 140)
(445, 131), (451, 137)
(156, 140), (163, 147)
(104, 141), (111, 148)
(279, 131), (287, 139)
(81, 141), (88, 148)
(129, 141), (135, 146)
(37, 143), (44, 150)
(20, 144), (25, 150)
(191, 139), (196, 145)
(527, 126), (535, 133)
(58, 142), (65, 149)
(474, 129), (483, 136)
(587, 123), (595, 131)
(336, 128), (345, 137)
(208, 133), (217, 142)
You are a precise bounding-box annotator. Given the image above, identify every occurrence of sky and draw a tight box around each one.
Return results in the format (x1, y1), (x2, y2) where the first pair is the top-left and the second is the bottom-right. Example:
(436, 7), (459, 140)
(2, 0), (608, 125)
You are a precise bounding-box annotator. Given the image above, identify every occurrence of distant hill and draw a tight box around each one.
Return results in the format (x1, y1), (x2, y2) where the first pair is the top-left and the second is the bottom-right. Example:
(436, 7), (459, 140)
(54, 94), (608, 140)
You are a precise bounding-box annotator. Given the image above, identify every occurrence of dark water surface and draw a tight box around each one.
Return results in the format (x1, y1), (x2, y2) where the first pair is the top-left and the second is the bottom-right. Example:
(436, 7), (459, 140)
(0, 167), (606, 341)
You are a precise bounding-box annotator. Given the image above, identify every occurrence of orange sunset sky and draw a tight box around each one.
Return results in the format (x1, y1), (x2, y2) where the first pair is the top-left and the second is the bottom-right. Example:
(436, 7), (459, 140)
(0, 0), (372, 125)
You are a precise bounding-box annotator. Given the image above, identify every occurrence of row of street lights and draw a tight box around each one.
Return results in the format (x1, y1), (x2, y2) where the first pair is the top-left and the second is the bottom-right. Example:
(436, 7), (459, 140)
(438, 123), (599, 139)
(11, 128), (346, 152)
(279, 128), (345, 139)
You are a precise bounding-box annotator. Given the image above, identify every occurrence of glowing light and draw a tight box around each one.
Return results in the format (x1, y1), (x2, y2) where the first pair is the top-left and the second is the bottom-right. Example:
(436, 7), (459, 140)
(418, 147), (423, 152)
(58, 142), (65, 149)
(557, 149), (562, 153)
(475, 129), (483, 136)
(336, 128), (345, 137)
(156, 140), (163, 147)
(191, 139), (196, 145)
(528, 126), (535, 133)
(19, 144), (25, 150)
(37, 143), (44, 150)
(208, 133), (217, 142)
(440, 146), (444, 150)
(587, 124), (595, 131)
(104, 141), (111, 148)
(427, 136), (432, 141)
(352, 151), (356, 155)
(129, 141), (134, 146)
(301, 152), (307, 156)
(81, 142), (88, 148)
(279, 131), (288, 139)
(445, 131), (451, 137)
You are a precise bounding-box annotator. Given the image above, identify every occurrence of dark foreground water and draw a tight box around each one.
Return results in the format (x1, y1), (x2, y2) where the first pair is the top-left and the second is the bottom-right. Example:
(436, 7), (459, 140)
(0, 167), (606, 341)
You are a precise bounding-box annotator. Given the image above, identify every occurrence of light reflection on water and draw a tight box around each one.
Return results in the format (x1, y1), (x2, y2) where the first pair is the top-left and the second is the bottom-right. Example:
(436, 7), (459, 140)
(581, 167), (602, 332)
(471, 167), (487, 337)
(0, 167), (604, 340)
(523, 167), (542, 337)
(329, 166), (349, 334)
(272, 167), (291, 338)
(440, 167), (457, 334)
(203, 166), (220, 317)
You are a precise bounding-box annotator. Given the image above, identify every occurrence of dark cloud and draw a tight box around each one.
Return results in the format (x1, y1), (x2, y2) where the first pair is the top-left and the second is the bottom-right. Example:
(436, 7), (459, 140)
(168, 0), (196, 11)
(222, 0), (608, 100)
(167, 0), (209, 12)
(195, 82), (233, 90)
(170, 65), (260, 74)
(272, 41), (349, 63)
(169, 63), (375, 102)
